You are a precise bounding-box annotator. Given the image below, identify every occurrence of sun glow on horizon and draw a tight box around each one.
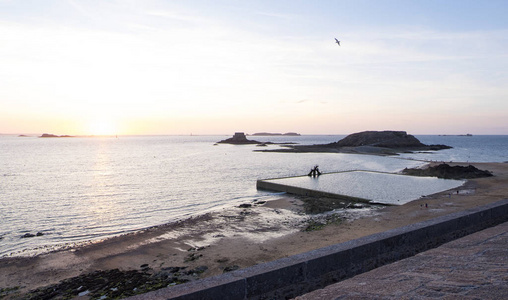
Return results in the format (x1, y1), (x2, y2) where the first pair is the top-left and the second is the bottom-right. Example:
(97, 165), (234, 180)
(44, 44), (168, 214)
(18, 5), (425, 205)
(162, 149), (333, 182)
(87, 119), (118, 136)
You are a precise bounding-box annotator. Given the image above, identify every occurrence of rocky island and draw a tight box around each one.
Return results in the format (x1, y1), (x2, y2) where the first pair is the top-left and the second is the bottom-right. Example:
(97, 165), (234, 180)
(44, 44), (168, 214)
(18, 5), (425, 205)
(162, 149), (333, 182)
(40, 133), (75, 138)
(217, 132), (261, 145)
(258, 131), (451, 155)
(251, 132), (301, 136)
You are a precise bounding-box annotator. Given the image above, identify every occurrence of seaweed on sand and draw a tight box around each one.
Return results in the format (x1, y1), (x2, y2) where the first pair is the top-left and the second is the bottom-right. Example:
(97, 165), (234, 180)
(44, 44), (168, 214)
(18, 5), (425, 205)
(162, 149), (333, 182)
(24, 268), (189, 300)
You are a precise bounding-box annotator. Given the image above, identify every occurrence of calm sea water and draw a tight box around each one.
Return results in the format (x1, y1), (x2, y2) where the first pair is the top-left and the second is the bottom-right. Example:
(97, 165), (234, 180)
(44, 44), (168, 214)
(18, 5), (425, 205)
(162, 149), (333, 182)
(1, 134), (507, 257)
(403, 135), (508, 163)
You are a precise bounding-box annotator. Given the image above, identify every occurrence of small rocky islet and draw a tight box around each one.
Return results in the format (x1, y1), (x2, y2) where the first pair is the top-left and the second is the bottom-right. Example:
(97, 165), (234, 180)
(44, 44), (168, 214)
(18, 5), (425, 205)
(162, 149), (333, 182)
(217, 132), (261, 144)
(216, 132), (297, 146)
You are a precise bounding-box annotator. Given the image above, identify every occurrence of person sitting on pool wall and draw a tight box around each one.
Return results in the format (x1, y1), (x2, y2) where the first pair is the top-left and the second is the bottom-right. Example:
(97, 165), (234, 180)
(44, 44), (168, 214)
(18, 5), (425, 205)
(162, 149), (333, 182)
(308, 165), (321, 177)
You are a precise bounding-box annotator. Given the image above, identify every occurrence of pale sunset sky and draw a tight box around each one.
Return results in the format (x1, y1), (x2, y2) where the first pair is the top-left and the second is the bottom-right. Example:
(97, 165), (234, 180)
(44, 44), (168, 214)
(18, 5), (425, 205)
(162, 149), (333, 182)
(1, 0), (507, 135)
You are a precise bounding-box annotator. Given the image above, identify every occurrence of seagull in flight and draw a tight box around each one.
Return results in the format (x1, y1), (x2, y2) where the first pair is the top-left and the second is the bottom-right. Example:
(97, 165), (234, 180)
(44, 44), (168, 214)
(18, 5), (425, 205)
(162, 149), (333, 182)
(335, 38), (340, 46)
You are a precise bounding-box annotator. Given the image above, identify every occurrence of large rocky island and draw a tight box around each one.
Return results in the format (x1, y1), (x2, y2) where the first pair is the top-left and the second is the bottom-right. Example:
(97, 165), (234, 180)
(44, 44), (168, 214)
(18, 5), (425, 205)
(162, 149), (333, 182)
(259, 131), (451, 155)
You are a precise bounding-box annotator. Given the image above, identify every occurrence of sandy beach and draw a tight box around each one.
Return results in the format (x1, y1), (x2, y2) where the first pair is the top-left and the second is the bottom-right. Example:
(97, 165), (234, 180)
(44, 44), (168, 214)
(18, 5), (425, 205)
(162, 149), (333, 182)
(1, 161), (507, 299)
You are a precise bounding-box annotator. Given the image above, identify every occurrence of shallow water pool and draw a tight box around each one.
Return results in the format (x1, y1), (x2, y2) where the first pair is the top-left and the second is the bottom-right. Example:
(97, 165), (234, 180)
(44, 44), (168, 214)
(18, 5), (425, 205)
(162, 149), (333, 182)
(264, 171), (465, 205)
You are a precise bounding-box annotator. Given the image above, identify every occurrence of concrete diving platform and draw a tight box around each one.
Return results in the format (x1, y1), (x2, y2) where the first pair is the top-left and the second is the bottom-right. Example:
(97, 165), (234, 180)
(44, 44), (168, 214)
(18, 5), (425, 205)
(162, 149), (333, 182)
(257, 171), (465, 206)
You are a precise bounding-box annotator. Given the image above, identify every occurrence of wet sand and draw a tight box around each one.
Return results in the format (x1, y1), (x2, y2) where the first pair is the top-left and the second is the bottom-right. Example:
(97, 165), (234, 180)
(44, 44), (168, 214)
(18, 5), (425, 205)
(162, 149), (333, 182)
(1, 162), (507, 298)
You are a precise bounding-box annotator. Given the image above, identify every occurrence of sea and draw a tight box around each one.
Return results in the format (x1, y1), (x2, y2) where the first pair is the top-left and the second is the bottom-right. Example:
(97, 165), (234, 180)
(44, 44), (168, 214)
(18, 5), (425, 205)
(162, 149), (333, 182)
(1, 134), (507, 257)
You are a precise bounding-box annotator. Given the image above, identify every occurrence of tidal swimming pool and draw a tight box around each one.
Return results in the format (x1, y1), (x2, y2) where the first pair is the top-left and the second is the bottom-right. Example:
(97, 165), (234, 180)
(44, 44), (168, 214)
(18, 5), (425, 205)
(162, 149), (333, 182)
(262, 171), (465, 205)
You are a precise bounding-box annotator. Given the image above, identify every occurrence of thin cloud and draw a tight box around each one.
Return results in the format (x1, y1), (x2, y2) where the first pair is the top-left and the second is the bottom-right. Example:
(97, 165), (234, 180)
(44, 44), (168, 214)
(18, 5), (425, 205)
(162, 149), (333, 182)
(144, 10), (206, 23)
(254, 11), (297, 20)
(279, 99), (328, 105)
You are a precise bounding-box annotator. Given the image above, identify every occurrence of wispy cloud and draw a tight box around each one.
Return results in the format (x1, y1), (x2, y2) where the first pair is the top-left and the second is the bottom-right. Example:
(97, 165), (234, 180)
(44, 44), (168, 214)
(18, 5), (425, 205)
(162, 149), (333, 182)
(254, 11), (297, 20)
(66, 0), (93, 19)
(144, 10), (207, 23)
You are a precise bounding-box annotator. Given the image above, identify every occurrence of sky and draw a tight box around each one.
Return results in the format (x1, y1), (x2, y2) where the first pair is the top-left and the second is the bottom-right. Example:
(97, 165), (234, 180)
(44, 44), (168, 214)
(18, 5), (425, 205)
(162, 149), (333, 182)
(1, 0), (507, 135)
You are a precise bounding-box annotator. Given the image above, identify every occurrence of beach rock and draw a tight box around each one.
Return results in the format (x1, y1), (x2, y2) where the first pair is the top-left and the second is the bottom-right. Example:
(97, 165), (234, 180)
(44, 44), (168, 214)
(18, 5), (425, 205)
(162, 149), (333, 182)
(0, 287), (21, 297)
(403, 164), (493, 179)
(239, 203), (252, 208)
(21, 232), (44, 238)
(217, 132), (261, 144)
(187, 266), (208, 275)
(161, 266), (186, 273)
(223, 265), (240, 273)
(348, 203), (365, 209)
(140, 264), (151, 272)
(184, 253), (202, 262)
(187, 246), (206, 251)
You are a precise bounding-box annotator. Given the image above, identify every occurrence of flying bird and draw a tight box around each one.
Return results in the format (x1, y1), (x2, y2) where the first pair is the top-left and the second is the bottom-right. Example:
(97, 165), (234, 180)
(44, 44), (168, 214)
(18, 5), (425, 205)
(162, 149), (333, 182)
(335, 38), (340, 46)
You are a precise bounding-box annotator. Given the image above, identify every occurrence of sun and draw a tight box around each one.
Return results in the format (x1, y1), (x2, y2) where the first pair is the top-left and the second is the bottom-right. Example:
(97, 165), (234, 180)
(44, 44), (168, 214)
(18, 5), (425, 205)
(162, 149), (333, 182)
(87, 120), (117, 136)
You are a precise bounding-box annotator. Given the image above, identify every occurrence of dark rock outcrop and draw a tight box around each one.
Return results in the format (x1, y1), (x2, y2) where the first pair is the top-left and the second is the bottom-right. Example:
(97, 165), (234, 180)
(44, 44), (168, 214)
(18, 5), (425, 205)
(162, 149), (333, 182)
(20, 232), (44, 238)
(223, 265), (240, 273)
(217, 132), (261, 144)
(403, 164), (493, 179)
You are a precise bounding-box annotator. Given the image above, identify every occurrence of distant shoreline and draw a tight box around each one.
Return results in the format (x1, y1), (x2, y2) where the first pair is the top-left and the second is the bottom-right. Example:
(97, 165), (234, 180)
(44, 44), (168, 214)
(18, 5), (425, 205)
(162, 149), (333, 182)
(249, 132), (301, 136)
(39, 133), (76, 138)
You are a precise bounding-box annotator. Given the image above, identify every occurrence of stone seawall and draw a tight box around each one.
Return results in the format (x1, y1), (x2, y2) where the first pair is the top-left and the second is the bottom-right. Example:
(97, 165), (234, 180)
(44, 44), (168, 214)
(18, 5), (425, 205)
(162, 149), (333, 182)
(128, 198), (508, 300)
